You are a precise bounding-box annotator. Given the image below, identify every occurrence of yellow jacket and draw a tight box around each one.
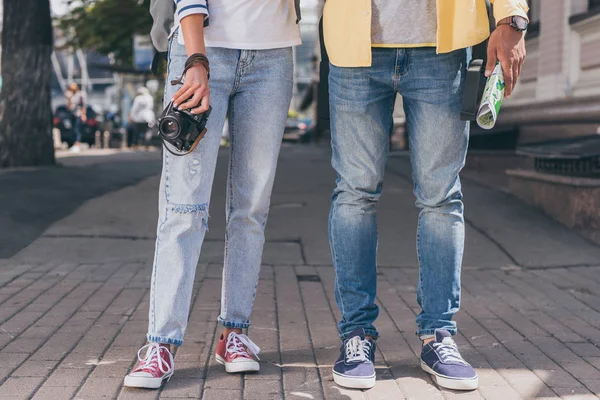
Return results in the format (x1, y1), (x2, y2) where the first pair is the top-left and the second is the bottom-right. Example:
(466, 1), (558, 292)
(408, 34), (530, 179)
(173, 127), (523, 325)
(323, 0), (529, 67)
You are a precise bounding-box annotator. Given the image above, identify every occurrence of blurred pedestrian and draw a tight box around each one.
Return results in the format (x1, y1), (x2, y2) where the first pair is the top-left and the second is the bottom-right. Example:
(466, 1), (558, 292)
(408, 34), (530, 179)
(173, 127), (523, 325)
(128, 87), (155, 147)
(123, 0), (301, 390)
(65, 83), (86, 152)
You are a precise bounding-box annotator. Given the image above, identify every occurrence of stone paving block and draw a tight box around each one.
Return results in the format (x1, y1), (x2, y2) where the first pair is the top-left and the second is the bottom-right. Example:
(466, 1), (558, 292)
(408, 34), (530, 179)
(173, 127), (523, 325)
(561, 362), (600, 381)
(71, 338), (113, 355)
(103, 346), (142, 363)
(29, 344), (70, 361)
(90, 361), (132, 378)
(201, 388), (243, 400)
(0, 286), (23, 296)
(117, 388), (160, 400)
(0, 351), (29, 369)
(244, 378), (282, 400)
(0, 367), (12, 381)
(43, 367), (91, 387)
(0, 311), (44, 333)
(159, 378), (203, 398)
(496, 271), (600, 344)
(119, 321), (149, 335)
(112, 332), (148, 348)
(500, 339), (559, 370)
(172, 362), (205, 379)
(585, 357), (600, 370)
(533, 337), (585, 364)
(285, 390), (324, 400)
(580, 379), (600, 396)
(320, 373), (367, 400)
(275, 267), (324, 397)
(535, 367), (587, 389)
(245, 361), (281, 381)
(202, 363), (242, 390)
(551, 387), (597, 398)
(60, 351), (99, 369)
(363, 378), (406, 400)
(31, 385), (79, 400)
(17, 325), (52, 341)
(440, 389), (486, 400)
(2, 337), (46, 353)
(75, 376), (122, 398)
(567, 343), (600, 358)
(0, 376), (44, 399)
(11, 360), (57, 377)
(282, 366), (321, 394)
(475, 369), (524, 400)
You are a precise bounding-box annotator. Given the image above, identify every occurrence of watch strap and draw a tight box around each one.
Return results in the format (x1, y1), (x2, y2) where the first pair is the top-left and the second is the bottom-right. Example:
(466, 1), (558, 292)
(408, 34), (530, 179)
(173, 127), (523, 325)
(496, 16), (513, 26)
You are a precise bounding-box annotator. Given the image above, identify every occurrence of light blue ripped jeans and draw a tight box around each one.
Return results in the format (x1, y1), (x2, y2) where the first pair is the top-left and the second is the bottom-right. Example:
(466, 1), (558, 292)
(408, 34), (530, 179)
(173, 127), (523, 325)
(147, 32), (293, 346)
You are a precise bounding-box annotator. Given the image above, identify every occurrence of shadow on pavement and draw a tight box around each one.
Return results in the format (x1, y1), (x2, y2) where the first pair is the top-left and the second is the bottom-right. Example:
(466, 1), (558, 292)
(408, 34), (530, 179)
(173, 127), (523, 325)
(0, 152), (162, 259)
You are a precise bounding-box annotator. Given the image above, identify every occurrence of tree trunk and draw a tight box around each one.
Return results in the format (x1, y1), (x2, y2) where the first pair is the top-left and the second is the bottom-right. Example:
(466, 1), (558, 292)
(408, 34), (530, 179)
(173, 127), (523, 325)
(0, 0), (55, 167)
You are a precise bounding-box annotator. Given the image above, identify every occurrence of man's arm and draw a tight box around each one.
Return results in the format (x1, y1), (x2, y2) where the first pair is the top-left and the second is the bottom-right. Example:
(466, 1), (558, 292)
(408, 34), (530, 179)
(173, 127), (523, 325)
(487, 0), (529, 98)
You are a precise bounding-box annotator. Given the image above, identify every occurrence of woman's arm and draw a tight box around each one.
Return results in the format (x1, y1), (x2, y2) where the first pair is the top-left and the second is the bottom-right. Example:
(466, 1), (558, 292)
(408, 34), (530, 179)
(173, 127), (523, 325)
(172, 13), (210, 114)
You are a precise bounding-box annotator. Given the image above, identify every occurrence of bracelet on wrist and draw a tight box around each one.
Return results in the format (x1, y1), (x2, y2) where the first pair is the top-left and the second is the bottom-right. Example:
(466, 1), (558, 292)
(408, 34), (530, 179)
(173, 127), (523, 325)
(170, 52), (210, 85)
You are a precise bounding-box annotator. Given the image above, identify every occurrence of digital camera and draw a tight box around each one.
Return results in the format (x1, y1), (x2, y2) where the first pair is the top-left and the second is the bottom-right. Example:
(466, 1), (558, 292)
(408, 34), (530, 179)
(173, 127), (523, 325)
(157, 101), (212, 154)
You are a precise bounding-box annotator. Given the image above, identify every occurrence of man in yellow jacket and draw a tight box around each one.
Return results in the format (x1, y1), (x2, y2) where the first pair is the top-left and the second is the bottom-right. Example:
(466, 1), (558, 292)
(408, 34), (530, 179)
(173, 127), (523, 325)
(324, 0), (528, 391)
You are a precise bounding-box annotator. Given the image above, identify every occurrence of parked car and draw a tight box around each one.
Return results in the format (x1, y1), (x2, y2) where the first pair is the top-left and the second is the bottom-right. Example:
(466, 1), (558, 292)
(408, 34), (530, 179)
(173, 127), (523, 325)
(283, 117), (311, 142)
(53, 105), (103, 147)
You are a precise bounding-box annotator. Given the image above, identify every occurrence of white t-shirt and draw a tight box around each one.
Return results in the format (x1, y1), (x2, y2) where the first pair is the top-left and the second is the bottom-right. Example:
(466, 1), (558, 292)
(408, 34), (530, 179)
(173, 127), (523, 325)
(371, 0), (437, 46)
(175, 0), (301, 50)
(130, 93), (155, 124)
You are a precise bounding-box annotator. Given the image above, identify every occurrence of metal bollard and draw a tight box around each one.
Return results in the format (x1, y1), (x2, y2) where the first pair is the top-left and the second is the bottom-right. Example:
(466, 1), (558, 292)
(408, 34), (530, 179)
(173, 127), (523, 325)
(122, 129), (128, 149)
(52, 128), (62, 149)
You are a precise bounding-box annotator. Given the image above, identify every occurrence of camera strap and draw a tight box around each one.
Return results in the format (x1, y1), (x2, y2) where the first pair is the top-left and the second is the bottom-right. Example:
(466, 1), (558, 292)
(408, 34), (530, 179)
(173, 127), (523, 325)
(170, 53), (211, 85)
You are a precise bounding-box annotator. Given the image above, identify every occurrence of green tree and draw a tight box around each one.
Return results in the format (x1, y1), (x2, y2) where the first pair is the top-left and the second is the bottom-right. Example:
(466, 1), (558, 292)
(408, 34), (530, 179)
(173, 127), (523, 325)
(0, 0), (55, 167)
(58, 0), (153, 65)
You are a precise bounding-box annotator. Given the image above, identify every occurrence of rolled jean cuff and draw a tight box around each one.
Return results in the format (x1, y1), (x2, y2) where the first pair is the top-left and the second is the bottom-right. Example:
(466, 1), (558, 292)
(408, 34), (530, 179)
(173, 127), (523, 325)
(218, 317), (251, 330)
(417, 327), (457, 340)
(147, 334), (183, 346)
(340, 328), (379, 341)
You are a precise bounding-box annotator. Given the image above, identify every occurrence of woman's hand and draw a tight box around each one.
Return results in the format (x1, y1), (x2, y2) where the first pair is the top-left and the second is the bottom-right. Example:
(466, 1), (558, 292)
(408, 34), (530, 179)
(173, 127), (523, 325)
(172, 63), (210, 114)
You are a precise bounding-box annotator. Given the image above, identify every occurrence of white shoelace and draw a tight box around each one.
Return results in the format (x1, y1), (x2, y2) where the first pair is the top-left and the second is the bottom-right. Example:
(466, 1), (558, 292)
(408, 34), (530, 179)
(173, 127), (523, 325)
(136, 343), (173, 375)
(433, 337), (467, 365)
(345, 336), (372, 363)
(226, 332), (261, 360)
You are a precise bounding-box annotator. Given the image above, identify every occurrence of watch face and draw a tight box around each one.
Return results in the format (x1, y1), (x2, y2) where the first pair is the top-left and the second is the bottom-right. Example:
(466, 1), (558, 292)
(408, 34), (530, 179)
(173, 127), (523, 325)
(513, 16), (528, 31)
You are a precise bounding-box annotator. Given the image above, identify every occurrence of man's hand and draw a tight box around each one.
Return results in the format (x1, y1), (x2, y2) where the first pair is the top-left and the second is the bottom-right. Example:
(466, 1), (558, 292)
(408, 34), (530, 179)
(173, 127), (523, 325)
(486, 24), (526, 98)
(172, 64), (210, 114)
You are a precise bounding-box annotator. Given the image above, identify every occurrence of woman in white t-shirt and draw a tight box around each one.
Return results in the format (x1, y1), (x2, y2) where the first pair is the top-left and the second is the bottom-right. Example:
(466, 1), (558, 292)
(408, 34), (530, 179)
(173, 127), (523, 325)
(124, 0), (301, 389)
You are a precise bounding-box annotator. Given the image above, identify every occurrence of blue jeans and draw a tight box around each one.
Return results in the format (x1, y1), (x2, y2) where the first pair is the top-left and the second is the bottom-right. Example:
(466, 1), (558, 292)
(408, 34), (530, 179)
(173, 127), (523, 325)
(73, 116), (83, 143)
(147, 32), (293, 346)
(328, 47), (469, 340)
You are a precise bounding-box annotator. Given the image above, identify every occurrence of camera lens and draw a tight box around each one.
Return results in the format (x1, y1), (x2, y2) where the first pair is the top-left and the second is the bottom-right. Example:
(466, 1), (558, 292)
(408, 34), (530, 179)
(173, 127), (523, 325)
(159, 117), (180, 139)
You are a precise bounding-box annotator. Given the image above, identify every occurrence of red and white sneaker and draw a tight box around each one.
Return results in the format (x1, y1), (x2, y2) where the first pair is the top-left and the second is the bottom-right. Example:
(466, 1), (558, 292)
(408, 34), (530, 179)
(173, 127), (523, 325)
(123, 343), (174, 389)
(215, 332), (261, 373)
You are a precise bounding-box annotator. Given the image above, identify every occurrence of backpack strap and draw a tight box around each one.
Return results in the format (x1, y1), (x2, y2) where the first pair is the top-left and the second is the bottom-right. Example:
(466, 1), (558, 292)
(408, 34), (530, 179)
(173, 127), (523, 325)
(460, 0), (494, 121)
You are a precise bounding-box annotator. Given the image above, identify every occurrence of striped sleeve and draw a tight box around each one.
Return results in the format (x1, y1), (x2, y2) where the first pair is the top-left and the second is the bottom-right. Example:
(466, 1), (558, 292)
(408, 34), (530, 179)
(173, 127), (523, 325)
(174, 0), (209, 21)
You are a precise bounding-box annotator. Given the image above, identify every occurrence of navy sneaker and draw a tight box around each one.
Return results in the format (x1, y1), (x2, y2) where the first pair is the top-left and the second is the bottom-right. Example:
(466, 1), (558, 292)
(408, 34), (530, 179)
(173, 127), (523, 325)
(421, 329), (478, 390)
(332, 328), (376, 389)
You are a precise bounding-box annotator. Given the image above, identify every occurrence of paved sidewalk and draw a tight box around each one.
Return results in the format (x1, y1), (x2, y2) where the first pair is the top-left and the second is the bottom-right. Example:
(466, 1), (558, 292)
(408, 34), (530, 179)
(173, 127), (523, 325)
(1, 146), (600, 399)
